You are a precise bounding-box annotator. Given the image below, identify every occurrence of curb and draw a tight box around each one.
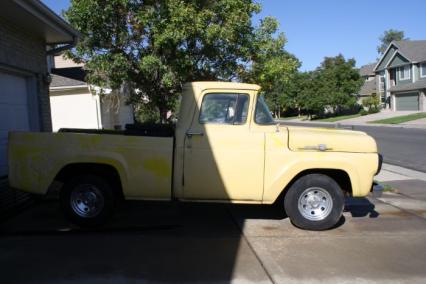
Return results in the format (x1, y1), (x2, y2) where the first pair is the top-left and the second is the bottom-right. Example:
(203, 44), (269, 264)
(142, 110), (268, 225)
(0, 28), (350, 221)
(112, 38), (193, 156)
(381, 163), (426, 181)
(277, 119), (426, 130)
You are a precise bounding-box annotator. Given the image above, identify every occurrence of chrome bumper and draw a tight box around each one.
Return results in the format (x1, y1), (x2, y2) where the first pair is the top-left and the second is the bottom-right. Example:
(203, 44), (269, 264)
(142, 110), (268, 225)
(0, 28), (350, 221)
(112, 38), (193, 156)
(371, 182), (384, 198)
(376, 153), (383, 175)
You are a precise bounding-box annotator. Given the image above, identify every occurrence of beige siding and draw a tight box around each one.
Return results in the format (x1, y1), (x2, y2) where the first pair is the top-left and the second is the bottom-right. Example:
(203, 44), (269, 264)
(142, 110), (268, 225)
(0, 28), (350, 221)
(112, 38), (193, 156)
(53, 55), (83, 68)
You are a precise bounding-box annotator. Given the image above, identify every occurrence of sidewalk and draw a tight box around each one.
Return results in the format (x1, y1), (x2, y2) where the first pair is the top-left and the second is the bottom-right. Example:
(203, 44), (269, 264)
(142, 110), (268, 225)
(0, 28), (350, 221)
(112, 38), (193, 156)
(375, 163), (426, 219)
(279, 110), (426, 129)
(376, 163), (426, 182)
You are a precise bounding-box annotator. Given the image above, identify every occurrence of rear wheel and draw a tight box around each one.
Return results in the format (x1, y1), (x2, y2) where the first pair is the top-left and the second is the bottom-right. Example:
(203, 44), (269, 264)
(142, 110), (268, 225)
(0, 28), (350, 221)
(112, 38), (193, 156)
(284, 174), (344, 230)
(60, 175), (115, 227)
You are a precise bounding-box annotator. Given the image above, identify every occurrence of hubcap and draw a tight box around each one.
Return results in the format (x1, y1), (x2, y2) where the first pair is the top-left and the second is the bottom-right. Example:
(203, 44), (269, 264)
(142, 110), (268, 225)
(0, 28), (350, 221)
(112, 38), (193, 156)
(70, 184), (104, 218)
(297, 187), (333, 221)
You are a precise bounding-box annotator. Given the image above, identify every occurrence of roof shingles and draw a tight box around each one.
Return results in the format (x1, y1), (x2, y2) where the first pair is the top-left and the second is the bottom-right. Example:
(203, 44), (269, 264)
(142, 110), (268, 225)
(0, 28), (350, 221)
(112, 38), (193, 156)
(50, 67), (87, 88)
(393, 40), (426, 63)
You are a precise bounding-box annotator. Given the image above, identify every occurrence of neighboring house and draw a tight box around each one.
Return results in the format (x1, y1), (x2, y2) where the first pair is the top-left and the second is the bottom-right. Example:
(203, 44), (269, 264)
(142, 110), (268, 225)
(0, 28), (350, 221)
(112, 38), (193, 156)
(373, 40), (426, 111)
(0, 0), (78, 211)
(357, 63), (377, 104)
(49, 55), (134, 131)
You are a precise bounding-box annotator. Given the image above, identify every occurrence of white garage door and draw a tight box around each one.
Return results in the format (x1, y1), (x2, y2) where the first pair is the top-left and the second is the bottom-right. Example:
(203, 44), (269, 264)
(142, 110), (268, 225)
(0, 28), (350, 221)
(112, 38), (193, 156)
(0, 72), (31, 177)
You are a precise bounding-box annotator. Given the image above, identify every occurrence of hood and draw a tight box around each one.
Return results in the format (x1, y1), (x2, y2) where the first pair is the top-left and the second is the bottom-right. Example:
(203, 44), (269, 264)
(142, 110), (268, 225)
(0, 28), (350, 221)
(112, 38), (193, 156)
(287, 126), (378, 153)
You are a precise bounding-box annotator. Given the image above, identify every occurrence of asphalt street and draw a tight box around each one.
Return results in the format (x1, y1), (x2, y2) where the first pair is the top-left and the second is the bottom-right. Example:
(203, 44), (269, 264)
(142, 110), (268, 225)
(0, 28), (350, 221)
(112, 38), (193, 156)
(282, 122), (426, 173)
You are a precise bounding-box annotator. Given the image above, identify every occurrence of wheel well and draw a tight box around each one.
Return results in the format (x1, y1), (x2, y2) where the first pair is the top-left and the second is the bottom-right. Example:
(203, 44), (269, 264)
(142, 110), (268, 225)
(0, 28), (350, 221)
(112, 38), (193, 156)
(54, 163), (123, 198)
(276, 169), (352, 204)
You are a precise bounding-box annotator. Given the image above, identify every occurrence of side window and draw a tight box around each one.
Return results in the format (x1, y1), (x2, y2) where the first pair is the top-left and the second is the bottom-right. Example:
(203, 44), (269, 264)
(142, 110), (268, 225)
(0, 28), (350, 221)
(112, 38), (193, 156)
(199, 93), (249, 124)
(255, 95), (274, 124)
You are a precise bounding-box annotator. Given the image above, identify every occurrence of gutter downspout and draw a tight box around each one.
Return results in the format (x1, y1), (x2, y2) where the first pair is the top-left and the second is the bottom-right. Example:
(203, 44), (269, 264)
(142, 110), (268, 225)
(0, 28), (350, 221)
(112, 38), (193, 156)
(46, 36), (78, 55)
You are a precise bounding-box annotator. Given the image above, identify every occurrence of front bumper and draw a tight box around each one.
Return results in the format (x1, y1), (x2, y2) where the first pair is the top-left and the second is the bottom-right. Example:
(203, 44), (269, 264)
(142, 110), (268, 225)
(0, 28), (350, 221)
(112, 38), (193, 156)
(376, 153), (383, 175)
(371, 182), (384, 198)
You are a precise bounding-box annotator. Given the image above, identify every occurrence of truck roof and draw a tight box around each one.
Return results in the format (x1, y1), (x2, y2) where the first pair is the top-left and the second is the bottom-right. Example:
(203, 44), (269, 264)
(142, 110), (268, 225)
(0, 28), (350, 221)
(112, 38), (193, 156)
(183, 81), (261, 92)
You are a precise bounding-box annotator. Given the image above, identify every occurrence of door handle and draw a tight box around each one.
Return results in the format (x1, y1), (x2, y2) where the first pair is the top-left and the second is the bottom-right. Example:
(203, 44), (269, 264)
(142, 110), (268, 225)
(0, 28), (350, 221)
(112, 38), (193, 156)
(186, 131), (204, 138)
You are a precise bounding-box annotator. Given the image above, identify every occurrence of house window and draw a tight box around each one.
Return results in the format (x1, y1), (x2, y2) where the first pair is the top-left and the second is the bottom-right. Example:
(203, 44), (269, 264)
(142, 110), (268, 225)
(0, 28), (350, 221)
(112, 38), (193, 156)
(421, 63), (426, 78)
(398, 65), (411, 80)
(379, 75), (385, 91)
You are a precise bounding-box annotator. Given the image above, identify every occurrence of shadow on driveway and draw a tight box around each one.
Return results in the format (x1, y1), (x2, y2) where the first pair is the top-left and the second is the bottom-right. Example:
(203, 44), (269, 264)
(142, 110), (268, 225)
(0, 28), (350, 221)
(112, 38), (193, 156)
(0, 197), (379, 283)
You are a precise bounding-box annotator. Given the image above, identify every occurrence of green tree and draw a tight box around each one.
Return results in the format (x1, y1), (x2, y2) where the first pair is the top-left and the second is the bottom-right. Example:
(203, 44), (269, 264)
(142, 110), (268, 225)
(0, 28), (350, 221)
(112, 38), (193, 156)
(280, 71), (309, 115)
(65, 0), (263, 123)
(285, 55), (362, 119)
(242, 17), (300, 118)
(297, 72), (328, 118)
(377, 29), (407, 55)
(313, 55), (362, 115)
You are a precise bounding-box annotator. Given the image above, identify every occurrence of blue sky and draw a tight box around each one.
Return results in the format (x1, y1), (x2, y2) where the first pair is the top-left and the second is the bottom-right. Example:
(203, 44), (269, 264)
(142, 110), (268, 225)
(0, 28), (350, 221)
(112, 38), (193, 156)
(43, 0), (426, 71)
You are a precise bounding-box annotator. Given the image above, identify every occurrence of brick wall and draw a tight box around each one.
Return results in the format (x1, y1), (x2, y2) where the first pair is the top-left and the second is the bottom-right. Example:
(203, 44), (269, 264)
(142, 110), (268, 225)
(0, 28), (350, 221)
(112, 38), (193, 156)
(0, 17), (52, 131)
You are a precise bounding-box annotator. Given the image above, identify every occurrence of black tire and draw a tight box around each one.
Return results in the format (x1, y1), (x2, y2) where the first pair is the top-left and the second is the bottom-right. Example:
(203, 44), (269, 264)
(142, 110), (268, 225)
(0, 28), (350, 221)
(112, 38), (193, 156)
(60, 175), (115, 227)
(284, 174), (344, 231)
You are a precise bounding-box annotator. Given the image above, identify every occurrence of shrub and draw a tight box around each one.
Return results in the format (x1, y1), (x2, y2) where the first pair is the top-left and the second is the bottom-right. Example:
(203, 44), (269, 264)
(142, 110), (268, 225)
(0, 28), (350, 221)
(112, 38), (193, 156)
(362, 96), (380, 113)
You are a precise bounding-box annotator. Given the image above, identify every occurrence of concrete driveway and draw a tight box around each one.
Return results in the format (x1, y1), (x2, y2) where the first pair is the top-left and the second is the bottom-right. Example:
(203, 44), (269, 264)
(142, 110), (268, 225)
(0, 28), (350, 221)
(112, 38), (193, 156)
(1, 188), (426, 284)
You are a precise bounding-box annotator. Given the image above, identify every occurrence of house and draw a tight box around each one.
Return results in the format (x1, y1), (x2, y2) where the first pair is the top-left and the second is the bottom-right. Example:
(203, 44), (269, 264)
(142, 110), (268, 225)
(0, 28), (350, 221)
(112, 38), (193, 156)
(49, 55), (134, 131)
(373, 40), (426, 111)
(357, 63), (377, 104)
(0, 0), (78, 212)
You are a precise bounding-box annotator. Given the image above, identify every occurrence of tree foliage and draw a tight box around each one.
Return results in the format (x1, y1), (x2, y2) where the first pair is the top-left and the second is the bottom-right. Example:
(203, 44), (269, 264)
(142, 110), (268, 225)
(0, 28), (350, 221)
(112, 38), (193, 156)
(283, 55), (362, 118)
(65, 0), (264, 122)
(242, 16), (300, 117)
(377, 29), (407, 55)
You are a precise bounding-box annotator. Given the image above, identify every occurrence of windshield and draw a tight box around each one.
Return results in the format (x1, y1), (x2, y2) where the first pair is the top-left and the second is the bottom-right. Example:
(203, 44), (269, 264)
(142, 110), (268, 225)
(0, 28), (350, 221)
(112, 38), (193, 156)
(255, 95), (275, 125)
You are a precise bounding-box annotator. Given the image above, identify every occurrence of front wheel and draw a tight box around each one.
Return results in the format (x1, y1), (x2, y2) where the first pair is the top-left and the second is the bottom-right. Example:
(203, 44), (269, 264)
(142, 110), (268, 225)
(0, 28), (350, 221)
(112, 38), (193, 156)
(60, 175), (115, 227)
(284, 174), (344, 230)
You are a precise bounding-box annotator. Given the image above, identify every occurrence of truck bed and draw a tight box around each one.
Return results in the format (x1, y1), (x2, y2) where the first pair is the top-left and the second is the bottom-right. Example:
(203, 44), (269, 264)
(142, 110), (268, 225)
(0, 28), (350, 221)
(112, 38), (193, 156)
(8, 130), (174, 200)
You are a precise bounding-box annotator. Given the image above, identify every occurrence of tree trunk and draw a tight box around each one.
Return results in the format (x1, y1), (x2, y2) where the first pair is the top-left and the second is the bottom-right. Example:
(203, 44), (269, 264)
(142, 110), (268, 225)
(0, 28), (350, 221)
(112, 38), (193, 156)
(159, 107), (168, 124)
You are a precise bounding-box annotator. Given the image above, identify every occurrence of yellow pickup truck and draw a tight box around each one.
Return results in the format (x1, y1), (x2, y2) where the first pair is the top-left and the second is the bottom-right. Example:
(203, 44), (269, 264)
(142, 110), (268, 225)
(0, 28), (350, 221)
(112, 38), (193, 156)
(8, 82), (382, 230)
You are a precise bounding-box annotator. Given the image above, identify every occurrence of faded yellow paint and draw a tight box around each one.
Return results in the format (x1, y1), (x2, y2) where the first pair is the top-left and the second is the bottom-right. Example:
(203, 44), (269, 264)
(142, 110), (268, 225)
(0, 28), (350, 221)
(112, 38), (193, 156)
(143, 158), (172, 178)
(9, 81), (380, 205)
(9, 132), (173, 200)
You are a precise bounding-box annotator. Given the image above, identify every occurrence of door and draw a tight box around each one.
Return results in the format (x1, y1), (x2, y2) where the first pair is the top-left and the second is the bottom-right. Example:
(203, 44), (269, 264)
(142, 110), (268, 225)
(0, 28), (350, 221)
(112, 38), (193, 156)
(0, 72), (31, 177)
(395, 93), (419, 111)
(183, 91), (264, 201)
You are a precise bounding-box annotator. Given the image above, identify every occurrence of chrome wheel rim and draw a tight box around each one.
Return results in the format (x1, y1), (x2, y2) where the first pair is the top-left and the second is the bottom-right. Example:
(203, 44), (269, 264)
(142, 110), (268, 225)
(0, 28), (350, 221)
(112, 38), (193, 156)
(70, 184), (104, 218)
(298, 187), (333, 221)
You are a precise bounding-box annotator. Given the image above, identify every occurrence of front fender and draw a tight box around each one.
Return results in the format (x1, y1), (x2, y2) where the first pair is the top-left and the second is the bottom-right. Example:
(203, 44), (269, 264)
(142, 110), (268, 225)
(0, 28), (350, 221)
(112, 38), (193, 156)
(262, 150), (378, 204)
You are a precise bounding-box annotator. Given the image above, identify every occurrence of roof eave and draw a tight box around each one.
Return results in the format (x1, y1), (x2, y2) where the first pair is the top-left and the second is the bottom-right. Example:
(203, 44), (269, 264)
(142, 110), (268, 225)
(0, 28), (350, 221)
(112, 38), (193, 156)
(373, 42), (399, 72)
(14, 0), (81, 44)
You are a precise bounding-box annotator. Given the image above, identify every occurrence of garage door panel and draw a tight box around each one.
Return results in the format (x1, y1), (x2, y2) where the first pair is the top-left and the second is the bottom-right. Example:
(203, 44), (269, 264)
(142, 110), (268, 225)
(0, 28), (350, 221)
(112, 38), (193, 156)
(0, 73), (28, 104)
(395, 93), (419, 111)
(0, 105), (30, 131)
(0, 72), (31, 176)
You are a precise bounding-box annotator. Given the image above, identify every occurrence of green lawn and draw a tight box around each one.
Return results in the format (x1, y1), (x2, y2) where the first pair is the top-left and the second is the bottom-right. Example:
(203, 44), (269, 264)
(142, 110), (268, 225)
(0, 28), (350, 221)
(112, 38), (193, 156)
(368, 112), (426, 124)
(315, 113), (362, 122)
